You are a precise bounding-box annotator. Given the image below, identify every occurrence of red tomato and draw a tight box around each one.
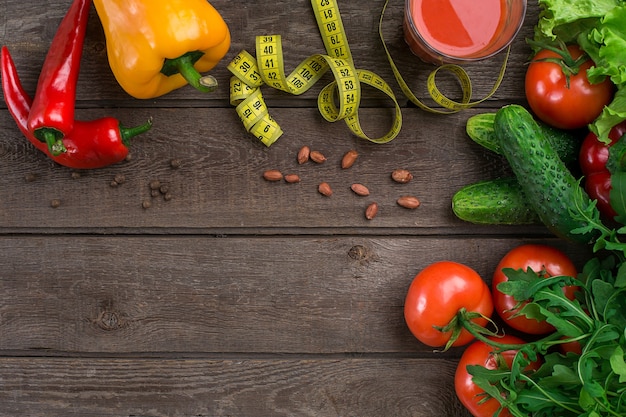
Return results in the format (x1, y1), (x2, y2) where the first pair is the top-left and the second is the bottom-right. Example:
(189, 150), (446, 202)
(525, 45), (614, 130)
(579, 121), (626, 175)
(579, 120), (626, 220)
(559, 337), (583, 356)
(404, 261), (493, 348)
(492, 244), (579, 335)
(584, 171), (616, 219)
(455, 335), (539, 417)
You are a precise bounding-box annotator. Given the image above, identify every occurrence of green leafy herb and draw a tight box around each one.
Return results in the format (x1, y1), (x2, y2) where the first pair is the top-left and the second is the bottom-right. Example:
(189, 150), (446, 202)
(469, 262), (626, 416)
(534, 0), (626, 142)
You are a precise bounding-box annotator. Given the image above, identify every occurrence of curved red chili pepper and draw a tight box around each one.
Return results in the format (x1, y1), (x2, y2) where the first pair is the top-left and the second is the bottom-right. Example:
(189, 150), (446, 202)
(2, 46), (151, 169)
(26, 0), (92, 155)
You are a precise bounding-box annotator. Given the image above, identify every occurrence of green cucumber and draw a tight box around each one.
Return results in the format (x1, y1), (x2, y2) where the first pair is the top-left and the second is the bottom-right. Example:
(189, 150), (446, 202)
(452, 177), (540, 225)
(494, 104), (597, 244)
(466, 112), (580, 167)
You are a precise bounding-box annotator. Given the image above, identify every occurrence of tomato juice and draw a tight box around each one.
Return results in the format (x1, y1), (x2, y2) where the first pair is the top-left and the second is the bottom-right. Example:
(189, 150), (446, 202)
(403, 0), (526, 64)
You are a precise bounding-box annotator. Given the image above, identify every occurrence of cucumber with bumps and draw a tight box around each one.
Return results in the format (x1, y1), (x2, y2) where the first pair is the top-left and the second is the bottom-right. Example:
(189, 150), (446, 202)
(466, 112), (580, 167)
(494, 104), (597, 244)
(452, 177), (540, 225)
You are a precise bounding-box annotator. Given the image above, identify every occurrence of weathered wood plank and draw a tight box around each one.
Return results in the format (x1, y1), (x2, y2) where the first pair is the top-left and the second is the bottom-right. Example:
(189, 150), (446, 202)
(0, 357), (471, 417)
(0, 0), (538, 105)
(0, 1), (581, 416)
(0, 236), (590, 353)
(0, 106), (575, 232)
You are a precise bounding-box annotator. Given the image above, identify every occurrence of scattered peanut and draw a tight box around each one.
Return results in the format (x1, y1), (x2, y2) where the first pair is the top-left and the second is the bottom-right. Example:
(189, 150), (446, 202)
(341, 149), (358, 169)
(318, 182), (333, 196)
(297, 146), (311, 164)
(397, 195), (421, 209)
(365, 202), (378, 220)
(284, 174), (301, 183)
(310, 150), (327, 164)
(263, 169), (284, 181)
(350, 183), (370, 196)
(391, 169), (413, 184)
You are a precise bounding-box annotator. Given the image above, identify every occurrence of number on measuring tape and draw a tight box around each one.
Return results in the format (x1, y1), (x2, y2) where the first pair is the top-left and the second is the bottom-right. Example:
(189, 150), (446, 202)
(226, 0), (403, 146)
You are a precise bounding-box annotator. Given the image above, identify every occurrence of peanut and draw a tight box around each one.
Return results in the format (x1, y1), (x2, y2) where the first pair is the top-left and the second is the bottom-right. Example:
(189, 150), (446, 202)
(310, 150), (327, 164)
(263, 169), (284, 181)
(365, 202), (378, 220)
(391, 169), (413, 184)
(297, 146), (311, 164)
(341, 149), (358, 169)
(318, 182), (333, 196)
(284, 174), (301, 183)
(350, 183), (370, 196)
(397, 195), (421, 209)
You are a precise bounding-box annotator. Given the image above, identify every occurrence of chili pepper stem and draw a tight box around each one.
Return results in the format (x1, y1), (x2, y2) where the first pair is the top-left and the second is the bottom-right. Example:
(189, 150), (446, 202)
(165, 54), (218, 93)
(39, 129), (67, 156)
(120, 118), (153, 147)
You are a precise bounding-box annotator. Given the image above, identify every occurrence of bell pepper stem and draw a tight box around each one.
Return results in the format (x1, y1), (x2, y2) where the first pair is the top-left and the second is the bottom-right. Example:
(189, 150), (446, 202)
(120, 117), (153, 147)
(38, 129), (67, 156)
(165, 54), (218, 93)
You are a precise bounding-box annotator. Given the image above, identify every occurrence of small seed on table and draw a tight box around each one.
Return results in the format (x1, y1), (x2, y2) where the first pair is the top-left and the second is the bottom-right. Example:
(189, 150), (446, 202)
(391, 169), (413, 184)
(263, 169), (283, 181)
(350, 183), (370, 196)
(284, 174), (301, 183)
(397, 195), (421, 209)
(310, 151), (327, 164)
(365, 202), (378, 220)
(149, 179), (161, 190)
(318, 182), (333, 196)
(297, 146), (311, 164)
(341, 149), (358, 169)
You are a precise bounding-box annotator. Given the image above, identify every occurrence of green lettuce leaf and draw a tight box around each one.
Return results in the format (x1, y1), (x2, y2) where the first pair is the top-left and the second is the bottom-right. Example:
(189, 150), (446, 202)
(535, 1), (626, 142)
(536, 0), (623, 41)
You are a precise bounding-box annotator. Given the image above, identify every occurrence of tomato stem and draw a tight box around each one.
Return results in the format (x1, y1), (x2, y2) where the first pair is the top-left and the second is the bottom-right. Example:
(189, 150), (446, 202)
(526, 38), (589, 87)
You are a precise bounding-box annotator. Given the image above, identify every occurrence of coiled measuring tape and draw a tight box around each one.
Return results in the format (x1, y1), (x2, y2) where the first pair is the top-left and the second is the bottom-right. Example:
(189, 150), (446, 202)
(378, 0), (510, 114)
(228, 0), (402, 146)
(227, 0), (510, 146)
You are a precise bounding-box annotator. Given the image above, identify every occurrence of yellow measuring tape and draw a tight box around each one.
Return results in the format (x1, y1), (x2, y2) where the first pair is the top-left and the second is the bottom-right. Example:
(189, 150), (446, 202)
(227, 0), (510, 146)
(378, 0), (510, 114)
(228, 0), (402, 146)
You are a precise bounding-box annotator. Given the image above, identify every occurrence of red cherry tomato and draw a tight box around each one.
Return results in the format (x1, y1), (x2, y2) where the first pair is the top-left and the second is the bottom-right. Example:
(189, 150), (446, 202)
(579, 121), (626, 175)
(584, 171), (616, 219)
(525, 45), (614, 130)
(404, 261), (493, 348)
(455, 335), (539, 417)
(579, 121), (626, 221)
(492, 244), (579, 335)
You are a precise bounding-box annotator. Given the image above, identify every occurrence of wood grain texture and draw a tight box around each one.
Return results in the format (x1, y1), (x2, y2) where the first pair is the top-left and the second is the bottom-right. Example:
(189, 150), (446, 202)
(0, 236), (590, 354)
(0, 358), (468, 417)
(0, 1), (588, 416)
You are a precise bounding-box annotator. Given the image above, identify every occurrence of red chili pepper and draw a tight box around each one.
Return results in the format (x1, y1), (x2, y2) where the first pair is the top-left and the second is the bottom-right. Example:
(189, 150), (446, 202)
(2, 46), (151, 169)
(26, 0), (92, 156)
(579, 121), (626, 221)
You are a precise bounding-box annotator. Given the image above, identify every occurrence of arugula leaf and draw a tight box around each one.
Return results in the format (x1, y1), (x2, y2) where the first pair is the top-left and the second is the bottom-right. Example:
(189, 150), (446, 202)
(610, 345), (626, 383)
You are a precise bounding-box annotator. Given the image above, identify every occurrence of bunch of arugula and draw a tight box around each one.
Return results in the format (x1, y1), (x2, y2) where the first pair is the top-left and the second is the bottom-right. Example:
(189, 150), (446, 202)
(466, 186), (626, 416)
(533, 0), (626, 142)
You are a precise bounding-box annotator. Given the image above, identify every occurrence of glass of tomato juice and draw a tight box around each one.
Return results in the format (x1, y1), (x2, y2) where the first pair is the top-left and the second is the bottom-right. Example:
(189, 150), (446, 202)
(403, 0), (527, 64)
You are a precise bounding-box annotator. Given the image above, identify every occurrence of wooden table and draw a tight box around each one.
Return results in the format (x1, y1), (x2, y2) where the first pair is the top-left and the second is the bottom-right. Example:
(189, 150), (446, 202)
(0, 1), (591, 416)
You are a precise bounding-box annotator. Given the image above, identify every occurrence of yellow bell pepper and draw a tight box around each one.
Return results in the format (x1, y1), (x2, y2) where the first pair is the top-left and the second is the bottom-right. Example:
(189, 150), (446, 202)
(93, 0), (231, 99)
